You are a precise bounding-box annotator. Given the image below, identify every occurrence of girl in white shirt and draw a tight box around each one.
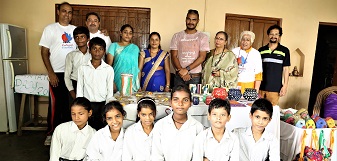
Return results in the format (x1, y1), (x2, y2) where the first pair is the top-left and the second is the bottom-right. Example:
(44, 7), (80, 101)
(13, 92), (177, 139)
(50, 97), (96, 161)
(151, 85), (204, 161)
(122, 97), (157, 161)
(85, 101), (126, 161)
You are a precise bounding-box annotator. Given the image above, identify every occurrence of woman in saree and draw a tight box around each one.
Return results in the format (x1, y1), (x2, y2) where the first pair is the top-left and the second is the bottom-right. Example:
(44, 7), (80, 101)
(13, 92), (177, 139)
(106, 24), (140, 92)
(138, 32), (170, 92)
(202, 31), (238, 92)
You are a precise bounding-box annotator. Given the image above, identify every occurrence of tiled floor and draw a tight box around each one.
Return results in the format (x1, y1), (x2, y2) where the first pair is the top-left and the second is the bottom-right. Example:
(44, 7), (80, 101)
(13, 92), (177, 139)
(0, 131), (49, 161)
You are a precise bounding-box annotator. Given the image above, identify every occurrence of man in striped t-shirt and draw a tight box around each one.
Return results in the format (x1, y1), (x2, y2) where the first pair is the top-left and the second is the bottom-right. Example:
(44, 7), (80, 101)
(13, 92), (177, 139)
(258, 25), (290, 106)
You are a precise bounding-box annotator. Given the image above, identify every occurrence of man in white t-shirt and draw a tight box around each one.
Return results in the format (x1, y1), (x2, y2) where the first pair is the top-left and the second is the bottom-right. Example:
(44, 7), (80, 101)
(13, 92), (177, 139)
(85, 12), (112, 52)
(39, 2), (76, 145)
(170, 9), (210, 86)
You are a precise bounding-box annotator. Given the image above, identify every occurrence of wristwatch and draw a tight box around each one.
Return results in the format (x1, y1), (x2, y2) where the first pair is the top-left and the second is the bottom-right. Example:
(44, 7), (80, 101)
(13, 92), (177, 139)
(186, 66), (191, 71)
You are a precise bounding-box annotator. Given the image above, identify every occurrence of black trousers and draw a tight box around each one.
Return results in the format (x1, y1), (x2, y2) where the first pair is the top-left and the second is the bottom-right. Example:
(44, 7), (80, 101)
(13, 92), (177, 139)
(68, 79), (77, 105)
(47, 73), (71, 135)
(88, 101), (106, 131)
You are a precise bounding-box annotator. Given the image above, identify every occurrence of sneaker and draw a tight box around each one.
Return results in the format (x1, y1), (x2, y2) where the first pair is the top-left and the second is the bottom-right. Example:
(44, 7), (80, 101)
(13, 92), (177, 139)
(44, 135), (52, 146)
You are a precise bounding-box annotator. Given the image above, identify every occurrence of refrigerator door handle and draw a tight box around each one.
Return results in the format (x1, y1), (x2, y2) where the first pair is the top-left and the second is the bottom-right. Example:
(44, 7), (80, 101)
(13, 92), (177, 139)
(6, 29), (12, 58)
(10, 62), (14, 88)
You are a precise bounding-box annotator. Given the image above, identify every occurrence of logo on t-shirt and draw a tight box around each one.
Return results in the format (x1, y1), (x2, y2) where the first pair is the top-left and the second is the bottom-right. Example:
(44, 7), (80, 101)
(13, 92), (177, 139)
(61, 32), (72, 43)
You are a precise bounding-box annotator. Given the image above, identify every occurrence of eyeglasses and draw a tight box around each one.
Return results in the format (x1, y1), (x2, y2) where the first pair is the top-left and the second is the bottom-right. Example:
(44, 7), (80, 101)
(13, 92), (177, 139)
(215, 37), (225, 41)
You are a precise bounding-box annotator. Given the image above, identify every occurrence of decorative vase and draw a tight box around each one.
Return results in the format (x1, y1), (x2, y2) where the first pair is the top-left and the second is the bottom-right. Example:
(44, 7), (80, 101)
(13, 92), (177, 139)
(243, 88), (258, 101)
(228, 88), (242, 101)
(212, 88), (228, 100)
(192, 96), (199, 105)
(205, 96), (213, 105)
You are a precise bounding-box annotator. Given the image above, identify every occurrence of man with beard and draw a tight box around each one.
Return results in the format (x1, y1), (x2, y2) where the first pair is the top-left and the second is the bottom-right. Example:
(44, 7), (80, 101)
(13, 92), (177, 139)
(39, 2), (76, 145)
(258, 25), (290, 106)
(85, 12), (112, 52)
(170, 9), (210, 86)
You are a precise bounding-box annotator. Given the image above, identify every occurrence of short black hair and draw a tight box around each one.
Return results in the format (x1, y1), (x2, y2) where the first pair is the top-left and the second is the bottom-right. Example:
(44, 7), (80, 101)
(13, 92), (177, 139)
(136, 97), (157, 122)
(208, 98), (231, 115)
(102, 101), (126, 123)
(57, 2), (71, 11)
(86, 12), (100, 22)
(267, 24), (283, 36)
(73, 26), (90, 40)
(71, 97), (92, 112)
(187, 9), (199, 19)
(250, 98), (273, 118)
(89, 37), (106, 52)
(171, 84), (192, 101)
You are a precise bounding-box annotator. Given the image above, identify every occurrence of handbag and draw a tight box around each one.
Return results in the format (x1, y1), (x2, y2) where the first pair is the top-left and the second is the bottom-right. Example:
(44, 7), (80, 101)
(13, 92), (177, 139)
(294, 130), (324, 161)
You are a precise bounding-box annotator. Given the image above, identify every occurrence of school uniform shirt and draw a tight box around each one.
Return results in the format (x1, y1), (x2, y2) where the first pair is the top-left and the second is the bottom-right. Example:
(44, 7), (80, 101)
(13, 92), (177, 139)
(77, 60), (115, 102)
(151, 113), (204, 161)
(49, 121), (96, 161)
(64, 49), (91, 91)
(85, 125), (124, 161)
(192, 127), (239, 161)
(122, 121), (153, 161)
(232, 127), (280, 161)
(90, 31), (112, 52)
(39, 23), (77, 72)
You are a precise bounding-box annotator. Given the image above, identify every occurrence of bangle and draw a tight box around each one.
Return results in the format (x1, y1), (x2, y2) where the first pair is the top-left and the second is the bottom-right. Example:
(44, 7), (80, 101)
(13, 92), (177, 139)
(166, 85), (170, 88)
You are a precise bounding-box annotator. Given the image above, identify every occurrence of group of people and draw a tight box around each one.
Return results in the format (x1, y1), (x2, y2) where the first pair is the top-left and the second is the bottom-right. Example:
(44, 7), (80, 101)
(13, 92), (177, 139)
(39, 1), (286, 160)
(171, 10), (290, 108)
(50, 85), (279, 161)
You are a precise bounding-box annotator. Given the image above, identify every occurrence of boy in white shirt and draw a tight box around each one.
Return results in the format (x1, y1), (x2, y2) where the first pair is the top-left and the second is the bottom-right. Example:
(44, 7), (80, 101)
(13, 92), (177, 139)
(151, 85), (204, 161)
(77, 37), (114, 131)
(193, 98), (239, 161)
(64, 26), (91, 99)
(232, 98), (280, 161)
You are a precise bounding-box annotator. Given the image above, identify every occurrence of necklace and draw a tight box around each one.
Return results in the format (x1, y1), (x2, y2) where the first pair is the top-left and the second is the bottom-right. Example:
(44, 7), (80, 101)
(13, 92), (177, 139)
(211, 48), (226, 68)
(149, 49), (159, 65)
(172, 115), (186, 124)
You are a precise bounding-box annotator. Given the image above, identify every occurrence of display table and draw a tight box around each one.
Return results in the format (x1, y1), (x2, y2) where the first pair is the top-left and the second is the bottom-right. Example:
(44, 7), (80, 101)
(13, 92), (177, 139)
(122, 101), (280, 140)
(15, 74), (49, 136)
(280, 121), (337, 161)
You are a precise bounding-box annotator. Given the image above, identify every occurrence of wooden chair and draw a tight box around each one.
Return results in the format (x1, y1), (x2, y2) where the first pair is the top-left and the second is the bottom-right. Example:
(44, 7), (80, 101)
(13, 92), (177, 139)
(312, 86), (337, 124)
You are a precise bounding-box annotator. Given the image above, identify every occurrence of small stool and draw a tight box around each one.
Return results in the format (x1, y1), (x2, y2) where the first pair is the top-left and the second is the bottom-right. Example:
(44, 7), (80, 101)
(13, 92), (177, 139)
(17, 94), (48, 136)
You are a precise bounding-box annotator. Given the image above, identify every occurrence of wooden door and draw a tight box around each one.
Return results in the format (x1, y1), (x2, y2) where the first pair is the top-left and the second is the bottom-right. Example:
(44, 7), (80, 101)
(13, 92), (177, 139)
(55, 4), (150, 49)
(225, 14), (281, 50)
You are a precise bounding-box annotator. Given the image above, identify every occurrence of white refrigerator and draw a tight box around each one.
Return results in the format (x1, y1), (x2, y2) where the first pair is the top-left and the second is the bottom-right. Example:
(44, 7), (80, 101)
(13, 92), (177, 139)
(0, 23), (29, 133)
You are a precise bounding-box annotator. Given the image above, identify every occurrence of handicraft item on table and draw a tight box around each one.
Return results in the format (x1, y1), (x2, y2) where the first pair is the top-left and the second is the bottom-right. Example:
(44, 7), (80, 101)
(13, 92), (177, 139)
(121, 73), (133, 96)
(228, 88), (242, 101)
(211, 88), (227, 100)
(243, 88), (258, 101)
(312, 114), (328, 128)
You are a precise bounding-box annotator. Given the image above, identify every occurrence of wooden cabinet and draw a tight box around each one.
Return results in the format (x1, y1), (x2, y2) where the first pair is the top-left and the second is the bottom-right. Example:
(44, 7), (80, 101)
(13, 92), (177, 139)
(55, 4), (150, 48)
(225, 14), (281, 50)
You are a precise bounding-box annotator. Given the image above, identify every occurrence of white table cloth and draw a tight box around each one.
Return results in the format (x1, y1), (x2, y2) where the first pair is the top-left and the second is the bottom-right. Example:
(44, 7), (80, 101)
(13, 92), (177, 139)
(280, 121), (336, 161)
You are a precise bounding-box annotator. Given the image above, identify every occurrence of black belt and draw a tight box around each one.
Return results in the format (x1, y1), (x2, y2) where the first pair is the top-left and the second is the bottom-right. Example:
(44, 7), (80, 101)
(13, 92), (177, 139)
(59, 158), (83, 161)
